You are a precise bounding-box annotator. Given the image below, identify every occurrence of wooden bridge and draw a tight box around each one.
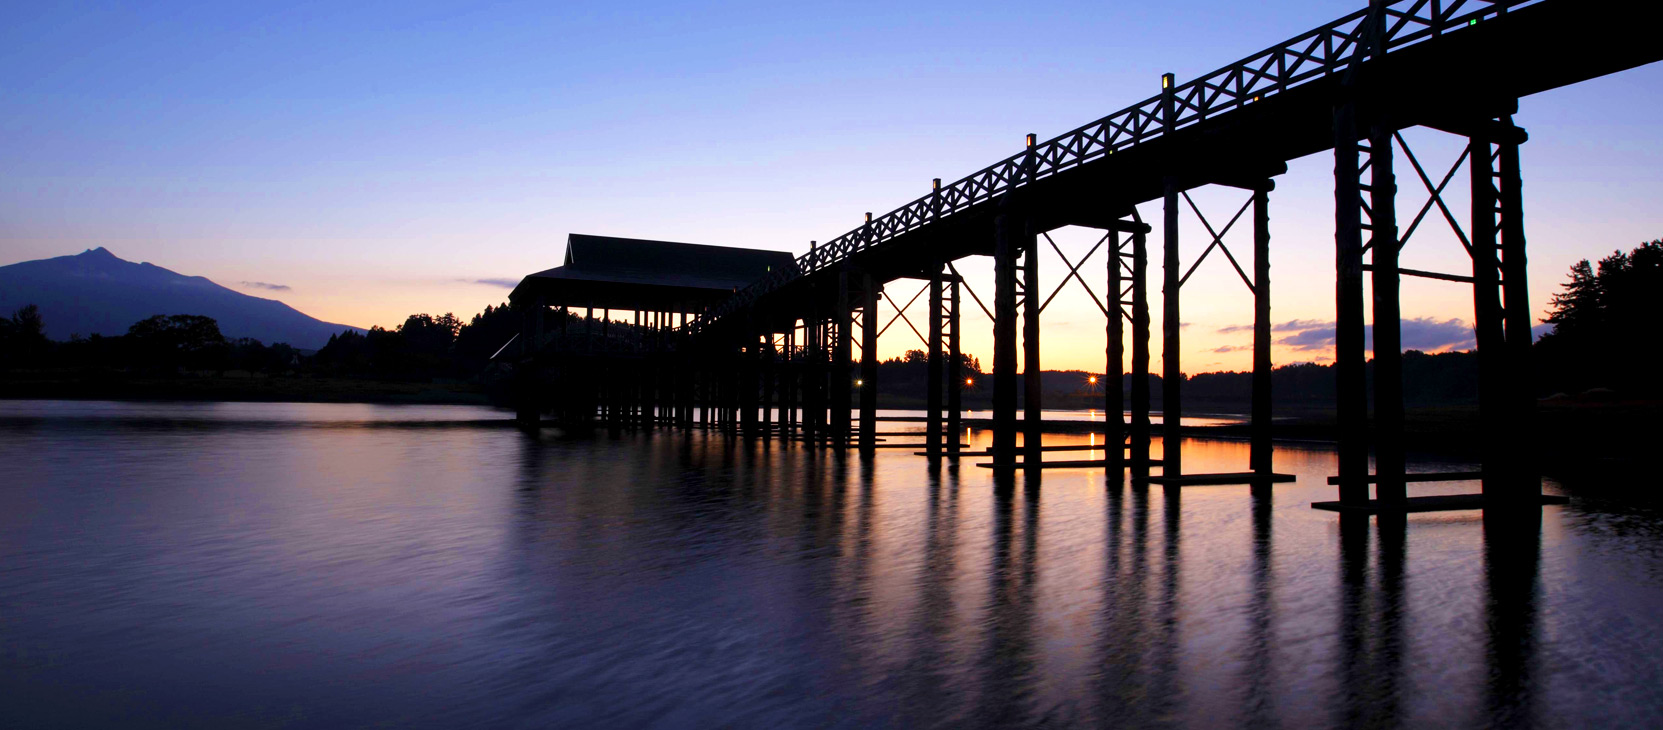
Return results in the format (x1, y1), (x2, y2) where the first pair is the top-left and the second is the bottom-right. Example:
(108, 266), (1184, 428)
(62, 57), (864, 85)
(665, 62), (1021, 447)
(508, 0), (1658, 515)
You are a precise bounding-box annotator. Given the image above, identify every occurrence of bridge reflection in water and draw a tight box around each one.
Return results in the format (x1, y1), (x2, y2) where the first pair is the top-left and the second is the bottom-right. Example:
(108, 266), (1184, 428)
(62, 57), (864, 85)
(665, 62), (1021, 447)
(496, 428), (1568, 728)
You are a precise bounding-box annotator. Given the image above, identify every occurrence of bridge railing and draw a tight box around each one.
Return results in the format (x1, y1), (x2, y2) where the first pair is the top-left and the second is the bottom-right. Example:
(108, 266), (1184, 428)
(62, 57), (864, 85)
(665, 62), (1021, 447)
(695, 0), (1538, 334)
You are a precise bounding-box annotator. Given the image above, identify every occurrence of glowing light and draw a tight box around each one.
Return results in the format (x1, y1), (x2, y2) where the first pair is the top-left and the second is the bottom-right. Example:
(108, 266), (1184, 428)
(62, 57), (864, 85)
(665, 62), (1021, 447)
(856, 379), (864, 386)
(1088, 375), (1098, 384)
(965, 378), (974, 386)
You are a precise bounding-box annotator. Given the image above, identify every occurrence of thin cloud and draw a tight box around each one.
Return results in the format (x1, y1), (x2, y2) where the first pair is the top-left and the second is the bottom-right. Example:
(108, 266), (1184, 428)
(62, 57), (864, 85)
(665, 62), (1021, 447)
(239, 281), (291, 292)
(1274, 318), (1334, 332)
(1212, 345), (1250, 353)
(1218, 318), (1334, 334)
(469, 278), (519, 288)
(1273, 317), (1475, 353)
(1400, 316), (1475, 352)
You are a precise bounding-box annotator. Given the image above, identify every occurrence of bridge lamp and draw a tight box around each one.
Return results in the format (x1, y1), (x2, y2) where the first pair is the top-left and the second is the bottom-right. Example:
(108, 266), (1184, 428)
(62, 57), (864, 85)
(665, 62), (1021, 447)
(856, 379), (864, 387)
(965, 377), (975, 387)
(1088, 375), (1098, 385)
(1161, 72), (1173, 89)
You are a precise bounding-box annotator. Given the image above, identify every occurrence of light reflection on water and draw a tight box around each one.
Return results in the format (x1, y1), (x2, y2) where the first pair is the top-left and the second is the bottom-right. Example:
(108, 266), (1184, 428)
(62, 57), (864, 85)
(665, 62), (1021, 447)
(1, 400), (1661, 728)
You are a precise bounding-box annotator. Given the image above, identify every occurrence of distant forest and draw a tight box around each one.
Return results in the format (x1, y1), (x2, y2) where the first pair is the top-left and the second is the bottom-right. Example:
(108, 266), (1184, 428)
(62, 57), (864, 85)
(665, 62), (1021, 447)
(2, 238), (1658, 405)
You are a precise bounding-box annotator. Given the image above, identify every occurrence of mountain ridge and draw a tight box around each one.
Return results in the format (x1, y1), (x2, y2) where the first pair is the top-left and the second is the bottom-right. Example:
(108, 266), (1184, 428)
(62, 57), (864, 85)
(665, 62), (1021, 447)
(0, 248), (363, 349)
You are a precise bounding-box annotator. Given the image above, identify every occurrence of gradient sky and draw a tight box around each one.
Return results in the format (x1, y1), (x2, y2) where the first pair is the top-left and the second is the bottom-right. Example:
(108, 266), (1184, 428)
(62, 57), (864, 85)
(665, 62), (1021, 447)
(4, 0), (1660, 373)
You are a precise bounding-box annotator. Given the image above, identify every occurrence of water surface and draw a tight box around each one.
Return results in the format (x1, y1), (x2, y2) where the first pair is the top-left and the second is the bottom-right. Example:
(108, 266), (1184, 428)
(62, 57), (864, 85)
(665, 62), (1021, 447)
(3, 400), (1661, 728)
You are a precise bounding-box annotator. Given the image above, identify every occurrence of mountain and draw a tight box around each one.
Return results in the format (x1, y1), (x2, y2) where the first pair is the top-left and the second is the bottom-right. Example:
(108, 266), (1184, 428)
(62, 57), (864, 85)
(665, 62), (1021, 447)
(0, 248), (363, 349)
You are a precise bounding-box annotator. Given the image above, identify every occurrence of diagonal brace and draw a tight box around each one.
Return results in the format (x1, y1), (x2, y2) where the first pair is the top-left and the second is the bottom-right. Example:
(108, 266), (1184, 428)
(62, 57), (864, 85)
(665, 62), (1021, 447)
(1395, 131), (1472, 256)
(1178, 192), (1255, 293)
(1038, 231), (1110, 315)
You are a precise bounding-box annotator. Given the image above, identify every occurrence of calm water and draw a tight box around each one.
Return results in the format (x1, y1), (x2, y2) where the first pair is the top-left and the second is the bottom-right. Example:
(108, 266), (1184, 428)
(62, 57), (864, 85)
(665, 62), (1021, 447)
(3, 400), (1662, 728)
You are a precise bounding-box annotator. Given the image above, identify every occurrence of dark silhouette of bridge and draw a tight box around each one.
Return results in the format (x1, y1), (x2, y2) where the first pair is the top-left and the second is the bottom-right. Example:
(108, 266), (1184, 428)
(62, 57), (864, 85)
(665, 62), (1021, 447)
(508, 0), (1659, 514)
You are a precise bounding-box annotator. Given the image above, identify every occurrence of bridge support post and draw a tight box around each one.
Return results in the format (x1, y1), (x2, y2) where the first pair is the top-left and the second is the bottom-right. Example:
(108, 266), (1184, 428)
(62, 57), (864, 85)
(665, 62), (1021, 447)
(1023, 218), (1043, 466)
(1498, 124), (1538, 503)
(993, 207), (1019, 471)
(860, 273), (879, 455)
(1162, 179), (1183, 479)
(1332, 102), (1370, 505)
(1473, 121), (1537, 505)
(1131, 223), (1151, 478)
(947, 271), (962, 458)
(783, 326), (796, 439)
(741, 323), (758, 437)
(834, 270), (853, 449)
(1251, 184), (1276, 481)
(927, 269), (945, 458)
(803, 311), (820, 444)
(1370, 123), (1406, 505)
(1108, 228), (1125, 475)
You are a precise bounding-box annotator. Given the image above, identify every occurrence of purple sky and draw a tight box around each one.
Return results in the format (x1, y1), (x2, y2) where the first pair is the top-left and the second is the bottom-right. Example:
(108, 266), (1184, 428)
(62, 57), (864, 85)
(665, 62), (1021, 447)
(3, 0), (1659, 371)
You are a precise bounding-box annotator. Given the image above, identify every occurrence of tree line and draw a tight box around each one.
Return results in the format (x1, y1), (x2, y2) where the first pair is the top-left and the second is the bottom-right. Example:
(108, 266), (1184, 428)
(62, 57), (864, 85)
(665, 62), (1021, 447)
(0, 303), (521, 381)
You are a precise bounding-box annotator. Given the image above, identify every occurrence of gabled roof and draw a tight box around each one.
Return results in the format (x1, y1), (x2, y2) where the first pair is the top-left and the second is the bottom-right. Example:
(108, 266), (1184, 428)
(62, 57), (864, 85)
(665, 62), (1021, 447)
(510, 234), (796, 311)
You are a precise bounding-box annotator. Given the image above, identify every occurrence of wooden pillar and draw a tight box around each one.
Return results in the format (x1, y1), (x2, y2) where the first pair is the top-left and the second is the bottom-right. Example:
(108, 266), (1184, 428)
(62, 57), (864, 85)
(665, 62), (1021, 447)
(1471, 130), (1508, 500)
(860, 274), (880, 454)
(1131, 228), (1152, 474)
(1333, 101), (1370, 504)
(784, 326), (797, 438)
(740, 325), (758, 436)
(1162, 179), (1183, 478)
(927, 271), (945, 457)
(804, 313), (820, 443)
(993, 208), (1019, 469)
(1371, 124), (1406, 504)
(947, 274), (963, 457)
(1023, 219), (1043, 465)
(1108, 228), (1125, 473)
(1251, 186), (1275, 478)
(1498, 125), (1537, 499)
(834, 270), (853, 449)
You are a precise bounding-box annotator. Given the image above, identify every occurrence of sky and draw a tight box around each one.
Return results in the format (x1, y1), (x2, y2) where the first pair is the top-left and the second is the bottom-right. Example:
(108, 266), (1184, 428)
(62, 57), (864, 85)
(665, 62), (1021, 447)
(3, 0), (1660, 373)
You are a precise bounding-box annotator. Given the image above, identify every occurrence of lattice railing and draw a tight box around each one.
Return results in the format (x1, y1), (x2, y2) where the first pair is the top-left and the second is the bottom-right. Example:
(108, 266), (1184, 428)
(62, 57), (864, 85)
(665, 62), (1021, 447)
(696, 0), (1539, 333)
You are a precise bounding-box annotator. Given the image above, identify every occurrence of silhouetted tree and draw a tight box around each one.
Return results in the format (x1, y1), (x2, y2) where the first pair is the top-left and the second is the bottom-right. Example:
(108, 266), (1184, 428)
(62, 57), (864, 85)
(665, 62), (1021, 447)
(454, 303), (520, 370)
(1536, 239), (1663, 394)
(126, 314), (228, 373)
(0, 304), (49, 368)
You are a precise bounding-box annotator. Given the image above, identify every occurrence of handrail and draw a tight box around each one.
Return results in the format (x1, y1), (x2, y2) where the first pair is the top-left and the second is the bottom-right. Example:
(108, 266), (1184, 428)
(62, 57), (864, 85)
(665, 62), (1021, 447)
(694, 0), (1537, 334)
